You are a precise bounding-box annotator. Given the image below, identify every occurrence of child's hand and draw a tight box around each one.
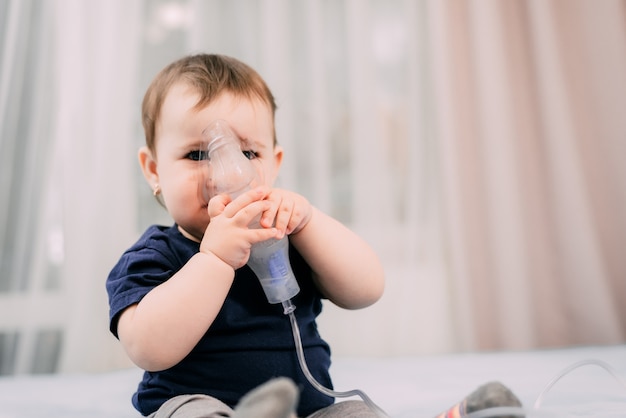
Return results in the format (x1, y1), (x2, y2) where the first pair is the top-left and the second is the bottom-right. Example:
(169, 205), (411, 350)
(259, 189), (312, 238)
(201, 187), (279, 269)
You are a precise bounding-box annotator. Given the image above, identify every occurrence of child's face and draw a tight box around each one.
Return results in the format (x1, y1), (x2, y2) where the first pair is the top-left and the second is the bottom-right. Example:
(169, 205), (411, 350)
(140, 83), (282, 241)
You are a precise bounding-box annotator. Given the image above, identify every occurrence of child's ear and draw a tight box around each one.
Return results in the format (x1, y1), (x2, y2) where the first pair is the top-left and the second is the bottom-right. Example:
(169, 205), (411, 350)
(273, 145), (284, 170)
(138, 146), (159, 192)
(265, 145), (284, 186)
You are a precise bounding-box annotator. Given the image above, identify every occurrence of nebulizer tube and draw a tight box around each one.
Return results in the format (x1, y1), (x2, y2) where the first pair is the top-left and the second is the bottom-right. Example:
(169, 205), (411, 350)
(282, 298), (390, 418)
(203, 120), (389, 418)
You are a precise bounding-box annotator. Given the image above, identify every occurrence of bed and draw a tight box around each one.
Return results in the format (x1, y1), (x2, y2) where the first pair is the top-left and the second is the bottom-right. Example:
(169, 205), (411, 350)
(0, 344), (624, 417)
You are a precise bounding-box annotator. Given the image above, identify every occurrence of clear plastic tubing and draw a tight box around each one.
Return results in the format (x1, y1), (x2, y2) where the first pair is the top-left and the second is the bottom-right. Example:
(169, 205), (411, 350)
(282, 299), (391, 418)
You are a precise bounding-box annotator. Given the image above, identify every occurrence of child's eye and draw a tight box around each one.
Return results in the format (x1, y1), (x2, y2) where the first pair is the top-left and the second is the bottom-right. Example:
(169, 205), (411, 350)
(242, 150), (258, 160)
(186, 150), (209, 161)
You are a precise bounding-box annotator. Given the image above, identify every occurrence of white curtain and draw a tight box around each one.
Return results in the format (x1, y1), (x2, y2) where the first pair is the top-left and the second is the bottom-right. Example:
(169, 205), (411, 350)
(0, 0), (58, 374)
(0, 0), (142, 373)
(0, 0), (624, 375)
(51, 0), (144, 372)
(429, 0), (626, 351)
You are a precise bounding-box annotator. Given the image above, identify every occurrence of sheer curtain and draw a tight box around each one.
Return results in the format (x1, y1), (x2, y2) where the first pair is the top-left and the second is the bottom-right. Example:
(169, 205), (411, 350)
(50, 0), (144, 372)
(0, 0), (624, 375)
(429, 0), (626, 351)
(0, 0), (59, 374)
(0, 0), (142, 373)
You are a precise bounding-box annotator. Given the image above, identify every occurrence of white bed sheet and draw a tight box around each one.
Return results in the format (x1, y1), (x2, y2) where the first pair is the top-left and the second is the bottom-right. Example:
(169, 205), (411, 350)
(0, 345), (624, 418)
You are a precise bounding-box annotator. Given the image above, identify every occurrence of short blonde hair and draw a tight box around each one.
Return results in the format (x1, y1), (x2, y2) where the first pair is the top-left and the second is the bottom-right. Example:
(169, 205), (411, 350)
(141, 54), (277, 154)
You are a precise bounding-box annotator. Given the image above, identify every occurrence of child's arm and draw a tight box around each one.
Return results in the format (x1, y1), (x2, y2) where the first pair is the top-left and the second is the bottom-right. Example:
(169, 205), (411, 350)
(117, 187), (279, 372)
(116, 251), (234, 372)
(263, 189), (385, 309)
(290, 207), (385, 309)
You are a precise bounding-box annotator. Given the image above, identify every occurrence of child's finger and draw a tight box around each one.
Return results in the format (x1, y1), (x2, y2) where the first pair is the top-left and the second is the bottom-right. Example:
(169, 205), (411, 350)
(223, 186), (269, 218)
(207, 194), (231, 217)
(235, 199), (272, 227)
(259, 196), (279, 229)
(248, 226), (280, 244)
(273, 197), (295, 236)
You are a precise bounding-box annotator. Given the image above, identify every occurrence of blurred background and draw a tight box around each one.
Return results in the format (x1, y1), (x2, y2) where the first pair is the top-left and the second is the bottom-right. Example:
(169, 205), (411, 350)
(0, 0), (624, 376)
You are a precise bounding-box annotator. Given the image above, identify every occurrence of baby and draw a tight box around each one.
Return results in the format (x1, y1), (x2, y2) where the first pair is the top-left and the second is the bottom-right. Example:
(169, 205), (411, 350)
(106, 53), (386, 418)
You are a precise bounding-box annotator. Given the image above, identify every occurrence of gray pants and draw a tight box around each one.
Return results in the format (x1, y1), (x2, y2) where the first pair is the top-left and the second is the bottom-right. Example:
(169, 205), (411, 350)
(148, 394), (378, 418)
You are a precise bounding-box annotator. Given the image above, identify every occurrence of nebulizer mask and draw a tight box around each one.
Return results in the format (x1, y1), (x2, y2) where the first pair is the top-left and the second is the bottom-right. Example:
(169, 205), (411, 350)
(202, 119), (300, 310)
(202, 119), (389, 417)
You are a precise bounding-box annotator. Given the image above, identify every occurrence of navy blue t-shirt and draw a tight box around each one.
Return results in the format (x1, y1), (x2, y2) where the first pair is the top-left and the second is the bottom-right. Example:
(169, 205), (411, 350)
(106, 225), (333, 416)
